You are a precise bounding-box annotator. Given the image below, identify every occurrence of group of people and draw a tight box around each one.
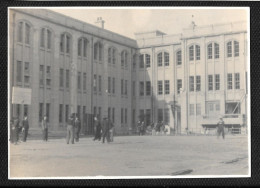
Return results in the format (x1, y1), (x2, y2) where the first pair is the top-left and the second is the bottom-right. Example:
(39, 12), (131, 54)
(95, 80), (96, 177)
(10, 115), (29, 145)
(93, 116), (114, 143)
(66, 113), (81, 144)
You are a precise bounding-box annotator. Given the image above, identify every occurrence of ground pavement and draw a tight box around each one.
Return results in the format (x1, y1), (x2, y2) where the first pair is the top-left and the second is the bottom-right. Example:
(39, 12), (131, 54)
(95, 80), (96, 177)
(9, 134), (249, 178)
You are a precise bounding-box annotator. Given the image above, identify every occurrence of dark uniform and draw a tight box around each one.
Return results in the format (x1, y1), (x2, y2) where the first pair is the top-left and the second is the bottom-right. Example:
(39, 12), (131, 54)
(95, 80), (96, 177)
(101, 118), (112, 143)
(22, 117), (29, 142)
(217, 118), (225, 139)
(66, 115), (74, 144)
(93, 118), (101, 141)
(74, 118), (81, 142)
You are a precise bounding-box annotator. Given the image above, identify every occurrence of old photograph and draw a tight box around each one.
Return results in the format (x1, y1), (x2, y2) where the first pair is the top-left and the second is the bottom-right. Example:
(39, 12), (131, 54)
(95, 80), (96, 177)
(8, 7), (250, 178)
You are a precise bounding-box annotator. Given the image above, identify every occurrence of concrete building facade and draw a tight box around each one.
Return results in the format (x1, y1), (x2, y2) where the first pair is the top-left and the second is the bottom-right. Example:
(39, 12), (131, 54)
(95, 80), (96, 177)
(9, 9), (248, 135)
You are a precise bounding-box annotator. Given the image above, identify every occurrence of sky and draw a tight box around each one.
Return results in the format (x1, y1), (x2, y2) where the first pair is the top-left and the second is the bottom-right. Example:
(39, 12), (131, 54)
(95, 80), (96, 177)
(50, 8), (248, 39)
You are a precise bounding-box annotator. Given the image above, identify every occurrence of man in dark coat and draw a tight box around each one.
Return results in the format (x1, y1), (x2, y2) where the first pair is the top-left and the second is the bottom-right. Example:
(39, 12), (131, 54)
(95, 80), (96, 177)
(74, 115), (81, 142)
(101, 117), (112, 143)
(93, 116), (101, 141)
(22, 115), (29, 142)
(217, 117), (225, 139)
(66, 114), (75, 144)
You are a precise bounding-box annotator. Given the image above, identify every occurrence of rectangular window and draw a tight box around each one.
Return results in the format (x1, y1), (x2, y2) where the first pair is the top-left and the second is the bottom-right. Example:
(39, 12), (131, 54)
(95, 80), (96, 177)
(189, 104), (194, 116)
(196, 104), (201, 116)
(227, 42), (232, 57)
(121, 79), (124, 95)
(25, 23), (30, 44)
(112, 77), (115, 94)
(234, 41), (239, 57)
(98, 75), (102, 93)
(46, 79), (51, 87)
(158, 109), (163, 122)
(215, 74), (220, 90)
(83, 73), (86, 90)
(146, 109), (151, 126)
(66, 35), (70, 53)
(59, 104), (63, 123)
(214, 43), (219, 59)
(145, 54), (150, 68)
(208, 43), (212, 59)
(108, 77), (111, 93)
(158, 80), (163, 95)
(66, 70), (70, 88)
(235, 73), (240, 89)
(40, 28), (45, 48)
(39, 65), (44, 86)
(46, 66), (51, 77)
(158, 53), (162, 67)
(139, 55), (144, 68)
(47, 30), (51, 49)
(112, 108), (115, 123)
(125, 80), (127, 95)
(146, 81), (151, 96)
(139, 81), (144, 96)
(165, 80), (170, 94)
(60, 34), (65, 53)
(16, 61), (22, 83)
(78, 39), (82, 56)
(227, 73), (233, 90)
(164, 52), (169, 66)
(59, 69), (63, 87)
(93, 74), (97, 92)
(39, 103), (43, 122)
(196, 76), (201, 92)
(77, 72), (81, 90)
(196, 45), (200, 60)
(132, 81), (135, 96)
(121, 108), (124, 124)
(177, 51), (182, 65)
(125, 108), (127, 124)
(46, 103), (50, 122)
(65, 105), (69, 123)
(225, 102), (240, 114)
(83, 39), (87, 57)
(177, 79), (182, 94)
(208, 75), (213, 91)
(189, 76), (194, 92)
(189, 46), (194, 61)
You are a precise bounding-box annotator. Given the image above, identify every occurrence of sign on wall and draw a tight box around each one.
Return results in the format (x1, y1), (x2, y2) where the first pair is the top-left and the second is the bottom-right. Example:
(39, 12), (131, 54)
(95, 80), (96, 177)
(12, 87), (32, 105)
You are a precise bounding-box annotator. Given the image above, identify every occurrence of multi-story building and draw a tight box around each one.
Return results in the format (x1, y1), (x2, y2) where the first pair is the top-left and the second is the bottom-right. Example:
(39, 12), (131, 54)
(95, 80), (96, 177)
(9, 9), (248, 135)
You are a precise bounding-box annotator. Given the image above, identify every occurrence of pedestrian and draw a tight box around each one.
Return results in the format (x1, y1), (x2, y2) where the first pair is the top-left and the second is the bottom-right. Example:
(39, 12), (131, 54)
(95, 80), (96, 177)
(137, 121), (141, 136)
(109, 118), (114, 142)
(156, 121), (161, 135)
(41, 115), (48, 142)
(160, 121), (165, 135)
(74, 115), (81, 142)
(22, 115), (29, 142)
(11, 117), (19, 145)
(101, 117), (111, 143)
(141, 121), (145, 136)
(217, 117), (225, 139)
(66, 114), (75, 144)
(93, 116), (101, 141)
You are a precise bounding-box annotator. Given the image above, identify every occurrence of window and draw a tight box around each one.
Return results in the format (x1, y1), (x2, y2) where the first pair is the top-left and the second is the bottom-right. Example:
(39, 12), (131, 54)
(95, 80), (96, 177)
(66, 35), (70, 53)
(108, 48), (112, 64)
(133, 54), (136, 69)
(93, 74), (97, 92)
(214, 43), (219, 59)
(47, 30), (51, 49)
(157, 53), (162, 67)
(125, 80), (127, 95)
(121, 51), (126, 67)
(16, 61), (22, 83)
(158, 80), (163, 95)
(66, 70), (70, 88)
(121, 79), (124, 95)
(46, 79), (51, 87)
(146, 81), (151, 96)
(139, 54), (144, 68)
(189, 104), (194, 116)
(158, 109), (163, 122)
(40, 28), (45, 48)
(112, 108), (115, 123)
(189, 76), (194, 92)
(77, 72), (81, 90)
(215, 74), (220, 90)
(59, 104), (63, 123)
(208, 75), (213, 91)
(112, 49), (116, 64)
(41, 28), (52, 49)
(125, 108), (127, 124)
(225, 102), (240, 114)
(83, 73), (86, 90)
(196, 76), (201, 91)
(46, 103), (50, 122)
(164, 52), (169, 66)
(177, 50), (182, 65)
(234, 41), (239, 57)
(227, 41), (232, 57)
(17, 22), (23, 43)
(78, 39), (82, 56)
(83, 39), (88, 57)
(132, 81), (135, 96)
(25, 23), (30, 44)
(39, 103), (43, 122)
(112, 77), (115, 94)
(145, 54), (151, 68)
(139, 82), (144, 96)
(59, 69), (64, 87)
(46, 66), (51, 77)
(60, 34), (65, 52)
(60, 33), (71, 54)
(177, 79), (182, 94)
(39, 65), (44, 86)
(94, 42), (103, 61)
(208, 43), (212, 59)
(165, 80), (170, 94)
(164, 109), (169, 124)
(121, 108), (124, 124)
(189, 46), (194, 61)
(108, 77), (111, 93)
(196, 45), (200, 60)
(146, 109), (151, 126)
(98, 75), (102, 93)
(227, 73), (232, 90)
(196, 104), (201, 116)
(24, 75), (30, 85)
(235, 73), (240, 89)
(65, 105), (69, 122)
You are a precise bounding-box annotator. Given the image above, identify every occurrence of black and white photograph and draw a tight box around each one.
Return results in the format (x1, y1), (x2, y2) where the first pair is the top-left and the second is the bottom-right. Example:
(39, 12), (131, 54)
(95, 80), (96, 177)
(8, 7), (250, 179)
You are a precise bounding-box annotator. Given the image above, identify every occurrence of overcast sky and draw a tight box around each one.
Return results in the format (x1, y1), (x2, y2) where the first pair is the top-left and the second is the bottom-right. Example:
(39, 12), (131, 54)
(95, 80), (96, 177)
(50, 8), (248, 39)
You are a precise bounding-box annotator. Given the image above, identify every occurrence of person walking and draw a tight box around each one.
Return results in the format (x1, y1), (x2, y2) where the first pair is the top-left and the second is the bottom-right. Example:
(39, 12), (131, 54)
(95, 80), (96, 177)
(217, 117), (225, 139)
(41, 115), (48, 142)
(22, 115), (29, 142)
(74, 115), (81, 142)
(93, 116), (102, 141)
(66, 114), (75, 144)
(101, 117), (111, 143)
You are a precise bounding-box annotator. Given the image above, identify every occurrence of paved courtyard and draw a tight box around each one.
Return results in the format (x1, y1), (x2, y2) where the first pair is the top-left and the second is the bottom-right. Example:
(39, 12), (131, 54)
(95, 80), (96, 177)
(9, 134), (249, 178)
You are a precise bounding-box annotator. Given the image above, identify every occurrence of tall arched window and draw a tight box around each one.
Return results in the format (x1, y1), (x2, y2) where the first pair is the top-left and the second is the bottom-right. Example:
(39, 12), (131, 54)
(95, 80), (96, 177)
(60, 33), (71, 54)
(94, 41), (103, 61)
(207, 42), (219, 59)
(121, 50), (128, 67)
(176, 50), (182, 65)
(17, 21), (31, 45)
(227, 40), (239, 57)
(157, 52), (169, 67)
(40, 28), (52, 49)
(78, 38), (88, 57)
(189, 45), (200, 61)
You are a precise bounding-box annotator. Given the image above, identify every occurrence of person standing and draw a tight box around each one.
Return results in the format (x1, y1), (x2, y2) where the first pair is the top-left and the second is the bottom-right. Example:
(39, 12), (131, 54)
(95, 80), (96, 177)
(41, 115), (48, 142)
(101, 117), (110, 143)
(137, 120), (141, 136)
(141, 121), (145, 136)
(93, 116), (101, 141)
(74, 115), (81, 142)
(66, 114), (75, 144)
(12, 117), (19, 145)
(109, 118), (114, 142)
(217, 117), (225, 139)
(22, 115), (29, 142)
